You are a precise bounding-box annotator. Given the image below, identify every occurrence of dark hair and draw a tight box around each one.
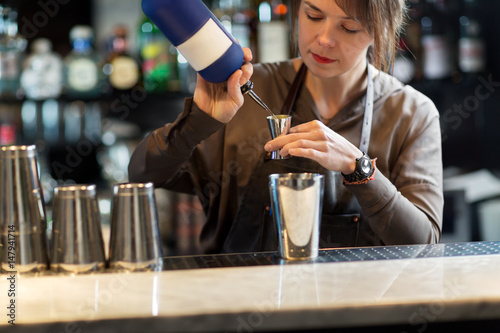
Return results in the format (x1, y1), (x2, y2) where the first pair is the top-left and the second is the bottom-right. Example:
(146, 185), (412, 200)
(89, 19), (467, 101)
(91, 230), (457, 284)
(290, 0), (407, 73)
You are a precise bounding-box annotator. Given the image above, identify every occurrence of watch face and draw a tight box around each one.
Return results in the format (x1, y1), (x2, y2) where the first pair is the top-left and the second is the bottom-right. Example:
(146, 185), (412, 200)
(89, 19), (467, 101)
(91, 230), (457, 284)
(359, 157), (373, 175)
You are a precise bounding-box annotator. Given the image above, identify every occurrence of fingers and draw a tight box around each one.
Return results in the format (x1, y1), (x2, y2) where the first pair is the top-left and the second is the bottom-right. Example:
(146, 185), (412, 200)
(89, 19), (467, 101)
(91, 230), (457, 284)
(287, 147), (322, 160)
(279, 139), (327, 157)
(237, 47), (254, 85)
(243, 47), (253, 62)
(289, 120), (324, 134)
(265, 129), (326, 152)
(240, 61), (253, 86)
(228, 69), (244, 105)
(265, 132), (299, 151)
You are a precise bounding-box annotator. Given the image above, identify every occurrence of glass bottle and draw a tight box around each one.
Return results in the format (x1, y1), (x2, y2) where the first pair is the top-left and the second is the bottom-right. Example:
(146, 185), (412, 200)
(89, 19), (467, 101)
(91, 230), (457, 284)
(103, 25), (141, 93)
(421, 0), (453, 80)
(63, 25), (104, 99)
(138, 15), (177, 93)
(0, 1), (26, 98)
(0, 102), (18, 145)
(20, 38), (63, 100)
(458, 0), (486, 75)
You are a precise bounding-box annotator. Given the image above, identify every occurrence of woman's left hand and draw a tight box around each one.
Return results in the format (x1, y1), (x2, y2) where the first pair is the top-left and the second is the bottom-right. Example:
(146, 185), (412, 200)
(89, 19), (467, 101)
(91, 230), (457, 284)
(264, 120), (362, 174)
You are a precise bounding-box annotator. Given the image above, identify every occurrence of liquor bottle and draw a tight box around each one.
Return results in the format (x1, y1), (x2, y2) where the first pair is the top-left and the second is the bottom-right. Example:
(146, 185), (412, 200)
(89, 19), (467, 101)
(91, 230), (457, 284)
(20, 38), (63, 100)
(141, 0), (244, 83)
(0, 2), (27, 98)
(63, 25), (104, 99)
(0, 123), (15, 145)
(420, 0), (453, 80)
(0, 103), (18, 145)
(138, 15), (177, 92)
(257, 0), (290, 63)
(458, 0), (486, 75)
(103, 25), (141, 92)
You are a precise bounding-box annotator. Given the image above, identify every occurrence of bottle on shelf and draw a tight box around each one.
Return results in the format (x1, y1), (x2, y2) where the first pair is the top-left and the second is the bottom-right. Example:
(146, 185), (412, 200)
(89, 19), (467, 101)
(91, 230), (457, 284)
(63, 25), (105, 99)
(20, 38), (63, 100)
(103, 25), (141, 93)
(0, 1), (27, 98)
(458, 0), (486, 77)
(138, 15), (178, 93)
(0, 103), (19, 145)
(420, 0), (453, 81)
(257, 0), (291, 63)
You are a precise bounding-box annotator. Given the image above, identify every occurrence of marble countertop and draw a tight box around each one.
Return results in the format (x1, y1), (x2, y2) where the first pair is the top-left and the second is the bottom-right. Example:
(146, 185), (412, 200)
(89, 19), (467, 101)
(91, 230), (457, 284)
(2, 242), (500, 332)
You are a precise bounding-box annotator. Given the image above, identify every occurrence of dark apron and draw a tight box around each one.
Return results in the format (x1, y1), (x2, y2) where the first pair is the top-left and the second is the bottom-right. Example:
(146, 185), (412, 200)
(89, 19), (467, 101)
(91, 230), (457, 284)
(222, 61), (373, 253)
(222, 154), (361, 253)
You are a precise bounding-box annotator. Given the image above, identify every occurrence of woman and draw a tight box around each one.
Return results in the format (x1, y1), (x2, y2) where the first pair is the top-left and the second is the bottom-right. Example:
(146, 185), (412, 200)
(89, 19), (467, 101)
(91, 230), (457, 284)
(128, 0), (443, 254)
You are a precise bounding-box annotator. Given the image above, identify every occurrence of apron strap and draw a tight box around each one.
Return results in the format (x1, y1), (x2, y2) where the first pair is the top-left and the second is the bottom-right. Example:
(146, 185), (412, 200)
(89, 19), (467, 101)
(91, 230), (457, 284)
(360, 62), (374, 153)
(282, 63), (308, 116)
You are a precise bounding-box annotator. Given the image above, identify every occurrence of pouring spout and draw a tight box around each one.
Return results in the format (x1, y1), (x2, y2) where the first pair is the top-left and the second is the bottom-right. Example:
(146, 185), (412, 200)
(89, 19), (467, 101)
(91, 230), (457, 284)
(241, 81), (278, 121)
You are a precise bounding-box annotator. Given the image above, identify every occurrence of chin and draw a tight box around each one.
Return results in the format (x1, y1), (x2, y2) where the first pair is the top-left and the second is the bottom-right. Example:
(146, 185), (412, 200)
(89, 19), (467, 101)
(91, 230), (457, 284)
(303, 56), (340, 78)
(309, 64), (343, 79)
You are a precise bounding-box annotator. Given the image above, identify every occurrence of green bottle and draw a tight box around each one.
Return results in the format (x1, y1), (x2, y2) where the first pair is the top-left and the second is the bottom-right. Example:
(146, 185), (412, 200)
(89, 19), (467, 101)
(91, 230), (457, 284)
(138, 16), (178, 93)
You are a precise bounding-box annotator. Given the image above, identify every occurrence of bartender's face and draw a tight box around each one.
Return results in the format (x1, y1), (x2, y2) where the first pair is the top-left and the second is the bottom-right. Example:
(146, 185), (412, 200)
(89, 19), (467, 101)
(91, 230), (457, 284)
(298, 0), (374, 79)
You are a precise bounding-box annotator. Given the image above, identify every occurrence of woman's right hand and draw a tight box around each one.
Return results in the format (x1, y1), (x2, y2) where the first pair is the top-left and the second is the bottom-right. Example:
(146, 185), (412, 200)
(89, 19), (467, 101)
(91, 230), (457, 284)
(193, 47), (253, 123)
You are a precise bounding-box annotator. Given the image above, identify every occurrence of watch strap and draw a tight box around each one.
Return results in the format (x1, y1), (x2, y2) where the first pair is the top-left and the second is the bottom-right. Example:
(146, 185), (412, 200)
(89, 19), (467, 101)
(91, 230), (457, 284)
(342, 154), (376, 185)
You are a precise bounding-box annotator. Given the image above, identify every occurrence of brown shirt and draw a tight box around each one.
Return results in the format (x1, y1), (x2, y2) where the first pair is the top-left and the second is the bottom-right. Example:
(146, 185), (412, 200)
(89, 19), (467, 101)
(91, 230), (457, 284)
(128, 60), (443, 254)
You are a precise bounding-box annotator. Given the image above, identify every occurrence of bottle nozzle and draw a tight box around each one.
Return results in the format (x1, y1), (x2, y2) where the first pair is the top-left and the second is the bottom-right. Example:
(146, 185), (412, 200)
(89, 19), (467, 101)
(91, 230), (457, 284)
(241, 81), (278, 120)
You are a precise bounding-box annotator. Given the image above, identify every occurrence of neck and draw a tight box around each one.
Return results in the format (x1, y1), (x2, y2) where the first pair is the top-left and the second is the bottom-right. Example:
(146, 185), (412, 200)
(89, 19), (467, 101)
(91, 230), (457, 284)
(301, 58), (369, 121)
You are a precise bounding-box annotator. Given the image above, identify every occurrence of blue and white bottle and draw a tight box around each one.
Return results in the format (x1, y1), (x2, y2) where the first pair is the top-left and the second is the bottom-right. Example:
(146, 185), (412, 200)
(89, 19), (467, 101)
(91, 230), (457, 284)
(141, 0), (244, 83)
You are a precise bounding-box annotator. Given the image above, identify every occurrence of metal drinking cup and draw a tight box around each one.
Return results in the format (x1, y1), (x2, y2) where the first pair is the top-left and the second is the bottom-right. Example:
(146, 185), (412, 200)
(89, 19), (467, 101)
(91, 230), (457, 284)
(269, 173), (324, 260)
(50, 184), (106, 273)
(0, 145), (48, 273)
(108, 183), (163, 272)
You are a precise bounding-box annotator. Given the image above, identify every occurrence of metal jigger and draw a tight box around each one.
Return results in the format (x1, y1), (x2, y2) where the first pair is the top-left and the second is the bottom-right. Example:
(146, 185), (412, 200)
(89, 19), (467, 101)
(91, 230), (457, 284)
(50, 184), (106, 274)
(241, 81), (292, 159)
(0, 145), (49, 273)
(267, 115), (292, 159)
(108, 183), (163, 272)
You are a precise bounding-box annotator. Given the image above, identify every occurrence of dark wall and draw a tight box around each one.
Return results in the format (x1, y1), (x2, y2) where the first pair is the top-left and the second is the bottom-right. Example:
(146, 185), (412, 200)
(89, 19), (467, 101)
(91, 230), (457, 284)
(405, 0), (500, 171)
(16, 0), (92, 57)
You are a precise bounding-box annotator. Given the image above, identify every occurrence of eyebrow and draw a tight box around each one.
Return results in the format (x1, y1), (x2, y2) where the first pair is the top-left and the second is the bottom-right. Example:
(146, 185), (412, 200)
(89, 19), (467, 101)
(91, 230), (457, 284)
(303, 0), (354, 21)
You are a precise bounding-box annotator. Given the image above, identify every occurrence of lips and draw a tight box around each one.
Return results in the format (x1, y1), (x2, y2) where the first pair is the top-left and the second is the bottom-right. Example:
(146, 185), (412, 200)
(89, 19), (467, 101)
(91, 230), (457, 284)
(312, 53), (335, 64)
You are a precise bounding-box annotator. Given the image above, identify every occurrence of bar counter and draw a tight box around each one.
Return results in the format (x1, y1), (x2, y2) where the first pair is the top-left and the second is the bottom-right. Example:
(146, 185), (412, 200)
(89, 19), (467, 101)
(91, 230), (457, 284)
(2, 241), (500, 332)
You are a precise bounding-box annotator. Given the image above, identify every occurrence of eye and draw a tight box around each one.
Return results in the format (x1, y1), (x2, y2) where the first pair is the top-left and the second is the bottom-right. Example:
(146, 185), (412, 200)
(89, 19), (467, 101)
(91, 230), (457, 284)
(306, 13), (323, 22)
(342, 25), (359, 34)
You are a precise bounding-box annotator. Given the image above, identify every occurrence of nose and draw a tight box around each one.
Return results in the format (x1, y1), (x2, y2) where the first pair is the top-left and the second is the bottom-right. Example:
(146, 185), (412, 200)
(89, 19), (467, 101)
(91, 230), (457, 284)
(317, 24), (336, 48)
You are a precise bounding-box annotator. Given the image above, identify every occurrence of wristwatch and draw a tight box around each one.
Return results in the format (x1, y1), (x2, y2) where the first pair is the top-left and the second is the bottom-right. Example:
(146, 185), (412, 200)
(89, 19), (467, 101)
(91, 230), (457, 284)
(342, 152), (375, 184)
